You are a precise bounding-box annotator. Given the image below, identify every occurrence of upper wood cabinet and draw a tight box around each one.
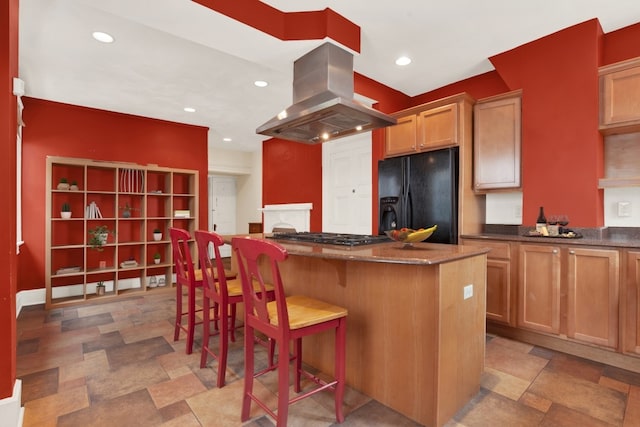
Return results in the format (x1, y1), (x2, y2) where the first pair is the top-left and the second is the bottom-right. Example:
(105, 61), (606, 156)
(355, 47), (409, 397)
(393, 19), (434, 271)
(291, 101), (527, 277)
(384, 93), (473, 158)
(600, 57), (640, 134)
(384, 114), (417, 157)
(418, 103), (458, 151)
(473, 90), (522, 192)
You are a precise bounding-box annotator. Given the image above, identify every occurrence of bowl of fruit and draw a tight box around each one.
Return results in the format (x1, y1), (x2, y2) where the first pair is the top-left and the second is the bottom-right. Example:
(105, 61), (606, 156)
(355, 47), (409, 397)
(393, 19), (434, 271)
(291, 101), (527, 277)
(385, 225), (437, 247)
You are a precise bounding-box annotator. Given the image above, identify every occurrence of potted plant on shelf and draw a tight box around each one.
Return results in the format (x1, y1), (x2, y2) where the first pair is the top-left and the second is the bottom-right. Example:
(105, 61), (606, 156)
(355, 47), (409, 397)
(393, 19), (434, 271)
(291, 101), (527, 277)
(96, 281), (106, 296)
(69, 180), (79, 191)
(57, 177), (69, 190)
(153, 252), (161, 264)
(60, 202), (72, 219)
(88, 225), (113, 251)
(153, 228), (162, 241)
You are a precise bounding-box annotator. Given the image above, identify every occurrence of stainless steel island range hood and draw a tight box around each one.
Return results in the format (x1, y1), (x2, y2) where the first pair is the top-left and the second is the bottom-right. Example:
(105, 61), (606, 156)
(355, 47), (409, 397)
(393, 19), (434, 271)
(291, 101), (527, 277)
(256, 42), (397, 143)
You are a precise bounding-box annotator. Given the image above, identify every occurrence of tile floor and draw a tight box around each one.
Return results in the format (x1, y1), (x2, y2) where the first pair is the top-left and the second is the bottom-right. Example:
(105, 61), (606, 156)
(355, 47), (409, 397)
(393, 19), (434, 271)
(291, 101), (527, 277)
(16, 289), (640, 427)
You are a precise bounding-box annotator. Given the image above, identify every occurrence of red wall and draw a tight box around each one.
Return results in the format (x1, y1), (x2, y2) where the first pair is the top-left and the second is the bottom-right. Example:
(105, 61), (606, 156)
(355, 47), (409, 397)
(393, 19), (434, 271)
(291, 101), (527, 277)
(602, 22), (640, 65)
(262, 139), (323, 231)
(264, 18), (640, 231)
(19, 98), (209, 292)
(0, 0), (19, 401)
(491, 19), (603, 226)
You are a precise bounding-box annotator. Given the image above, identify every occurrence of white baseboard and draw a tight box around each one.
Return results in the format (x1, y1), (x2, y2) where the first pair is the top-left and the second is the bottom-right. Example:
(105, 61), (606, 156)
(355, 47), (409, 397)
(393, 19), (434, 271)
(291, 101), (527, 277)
(0, 380), (24, 427)
(16, 288), (45, 317)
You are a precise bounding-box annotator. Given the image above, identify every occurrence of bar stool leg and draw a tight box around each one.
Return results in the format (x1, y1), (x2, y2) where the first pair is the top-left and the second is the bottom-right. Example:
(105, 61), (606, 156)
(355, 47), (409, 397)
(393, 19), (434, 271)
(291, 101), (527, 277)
(173, 283), (183, 342)
(276, 338), (291, 427)
(335, 317), (347, 423)
(186, 285), (196, 354)
(200, 296), (211, 368)
(241, 324), (256, 422)
(217, 301), (229, 388)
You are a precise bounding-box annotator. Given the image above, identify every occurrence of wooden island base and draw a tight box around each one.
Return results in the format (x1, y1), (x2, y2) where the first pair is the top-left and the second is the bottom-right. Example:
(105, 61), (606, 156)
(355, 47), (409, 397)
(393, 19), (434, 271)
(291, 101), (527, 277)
(273, 251), (487, 426)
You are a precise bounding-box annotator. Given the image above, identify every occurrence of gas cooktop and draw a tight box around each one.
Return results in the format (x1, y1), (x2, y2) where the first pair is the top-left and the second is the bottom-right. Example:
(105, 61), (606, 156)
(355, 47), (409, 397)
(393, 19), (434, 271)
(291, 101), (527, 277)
(268, 232), (391, 247)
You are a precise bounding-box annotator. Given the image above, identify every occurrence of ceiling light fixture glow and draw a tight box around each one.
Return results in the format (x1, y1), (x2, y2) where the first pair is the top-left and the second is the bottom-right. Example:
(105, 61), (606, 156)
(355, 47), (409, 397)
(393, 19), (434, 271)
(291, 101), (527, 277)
(92, 31), (114, 43)
(395, 56), (411, 66)
(254, 80), (268, 87)
(183, 107), (196, 113)
(223, 138), (232, 142)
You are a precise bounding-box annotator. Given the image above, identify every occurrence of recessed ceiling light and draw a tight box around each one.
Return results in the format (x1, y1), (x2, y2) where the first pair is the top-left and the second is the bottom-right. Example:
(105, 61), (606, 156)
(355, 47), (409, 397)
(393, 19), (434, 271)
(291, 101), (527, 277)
(183, 107), (196, 113)
(223, 138), (232, 142)
(254, 80), (268, 88)
(92, 31), (114, 43)
(395, 56), (411, 66)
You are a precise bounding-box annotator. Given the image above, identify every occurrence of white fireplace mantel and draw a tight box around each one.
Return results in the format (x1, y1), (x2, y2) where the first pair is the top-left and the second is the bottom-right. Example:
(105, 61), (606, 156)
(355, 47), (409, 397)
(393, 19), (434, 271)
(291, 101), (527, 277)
(259, 203), (312, 233)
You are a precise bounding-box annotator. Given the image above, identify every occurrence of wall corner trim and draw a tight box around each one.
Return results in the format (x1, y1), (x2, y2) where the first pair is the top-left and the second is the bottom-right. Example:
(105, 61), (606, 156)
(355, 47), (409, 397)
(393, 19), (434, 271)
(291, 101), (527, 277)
(0, 380), (25, 427)
(16, 288), (45, 317)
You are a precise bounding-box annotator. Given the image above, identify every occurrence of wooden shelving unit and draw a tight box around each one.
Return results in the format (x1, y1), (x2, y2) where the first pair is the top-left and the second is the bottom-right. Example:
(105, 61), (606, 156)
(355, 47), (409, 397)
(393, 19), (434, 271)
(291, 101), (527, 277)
(45, 156), (198, 308)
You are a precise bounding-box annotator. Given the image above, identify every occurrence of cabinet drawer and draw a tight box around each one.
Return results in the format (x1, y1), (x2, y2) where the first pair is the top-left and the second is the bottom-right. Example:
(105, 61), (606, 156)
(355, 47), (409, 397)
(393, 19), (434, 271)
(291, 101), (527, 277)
(462, 239), (510, 259)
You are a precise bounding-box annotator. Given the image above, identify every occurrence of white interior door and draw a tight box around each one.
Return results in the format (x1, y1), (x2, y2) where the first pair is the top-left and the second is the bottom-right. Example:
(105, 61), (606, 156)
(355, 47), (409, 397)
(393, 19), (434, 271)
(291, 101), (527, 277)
(208, 175), (237, 257)
(322, 134), (372, 234)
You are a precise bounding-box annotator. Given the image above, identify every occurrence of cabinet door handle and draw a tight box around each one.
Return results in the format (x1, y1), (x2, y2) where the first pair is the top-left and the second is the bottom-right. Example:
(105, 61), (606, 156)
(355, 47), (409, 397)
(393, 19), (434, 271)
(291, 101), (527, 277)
(569, 250), (575, 255)
(552, 249), (558, 254)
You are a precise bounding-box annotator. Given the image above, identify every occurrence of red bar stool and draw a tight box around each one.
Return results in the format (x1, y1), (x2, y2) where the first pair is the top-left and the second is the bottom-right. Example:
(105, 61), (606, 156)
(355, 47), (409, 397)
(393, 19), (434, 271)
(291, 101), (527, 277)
(194, 230), (274, 387)
(170, 227), (203, 354)
(170, 227), (238, 355)
(232, 236), (348, 426)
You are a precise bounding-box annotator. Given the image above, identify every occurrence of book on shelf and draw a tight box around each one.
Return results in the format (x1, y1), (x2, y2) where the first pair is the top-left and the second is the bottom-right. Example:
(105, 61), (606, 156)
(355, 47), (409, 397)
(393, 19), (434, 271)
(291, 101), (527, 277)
(174, 210), (191, 218)
(56, 266), (82, 275)
(119, 260), (138, 268)
(85, 201), (102, 219)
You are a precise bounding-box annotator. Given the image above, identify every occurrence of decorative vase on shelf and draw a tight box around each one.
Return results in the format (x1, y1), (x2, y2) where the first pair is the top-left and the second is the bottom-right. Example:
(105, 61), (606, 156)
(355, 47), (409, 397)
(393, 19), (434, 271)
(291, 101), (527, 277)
(60, 211), (72, 219)
(69, 182), (79, 191)
(154, 258), (160, 264)
(96, 282), (106, 296)
(153, 231), (162, 241)
(57, 181), (69, 190)
(122, 209), (131, 218)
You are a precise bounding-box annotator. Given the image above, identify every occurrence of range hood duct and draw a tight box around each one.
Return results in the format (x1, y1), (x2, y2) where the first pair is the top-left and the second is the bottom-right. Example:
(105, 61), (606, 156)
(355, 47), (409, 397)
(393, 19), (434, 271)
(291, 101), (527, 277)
(256, 42), (397, 143)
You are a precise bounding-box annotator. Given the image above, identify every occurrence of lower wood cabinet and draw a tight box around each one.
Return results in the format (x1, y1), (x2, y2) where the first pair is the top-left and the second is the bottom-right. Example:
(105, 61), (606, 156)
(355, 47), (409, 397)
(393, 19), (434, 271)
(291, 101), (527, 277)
(518, 244), (561, 334)
(462, 239), (514, 325)
(567, 247), (619, 348)
(518, 243), (619, 349)
(626, 251), (640, 355)
(464, 238), (638, 358)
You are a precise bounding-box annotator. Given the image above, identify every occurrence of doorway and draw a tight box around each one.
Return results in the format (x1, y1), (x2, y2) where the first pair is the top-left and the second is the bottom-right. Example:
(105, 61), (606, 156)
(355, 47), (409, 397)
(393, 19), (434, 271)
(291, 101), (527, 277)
(208, 175), (237, 257)
(322, 134), (372, 234)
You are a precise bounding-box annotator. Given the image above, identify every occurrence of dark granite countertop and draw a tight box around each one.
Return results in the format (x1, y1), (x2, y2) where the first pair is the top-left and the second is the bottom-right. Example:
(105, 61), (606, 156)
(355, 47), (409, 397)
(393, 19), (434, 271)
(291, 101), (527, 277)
(462, 225), (640, 249)
(225, 233), (490, 265)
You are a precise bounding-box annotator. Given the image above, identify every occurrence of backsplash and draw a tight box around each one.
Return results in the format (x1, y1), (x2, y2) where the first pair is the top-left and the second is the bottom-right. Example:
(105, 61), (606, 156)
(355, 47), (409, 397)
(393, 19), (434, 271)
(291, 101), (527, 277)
(485, 189), (640, 227)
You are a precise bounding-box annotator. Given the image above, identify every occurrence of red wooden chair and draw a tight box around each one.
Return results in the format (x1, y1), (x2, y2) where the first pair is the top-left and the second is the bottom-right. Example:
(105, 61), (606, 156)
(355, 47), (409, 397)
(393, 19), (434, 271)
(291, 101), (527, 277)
(232, 236), (348, 426)
(194, 230), (275, 387)
(170, 227), (203, 354)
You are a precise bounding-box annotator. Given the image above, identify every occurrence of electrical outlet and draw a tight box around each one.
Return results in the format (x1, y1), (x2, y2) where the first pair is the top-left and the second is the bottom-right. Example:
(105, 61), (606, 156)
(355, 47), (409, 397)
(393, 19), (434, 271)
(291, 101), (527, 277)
(463, 284), (473, 300)
(618, 201), (631, 217)
(514, 205), (522, 219)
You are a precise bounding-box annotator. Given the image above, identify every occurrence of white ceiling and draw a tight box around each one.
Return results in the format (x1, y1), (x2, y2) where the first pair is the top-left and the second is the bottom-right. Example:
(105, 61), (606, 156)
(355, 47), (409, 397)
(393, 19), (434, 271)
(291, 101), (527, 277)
(18, 0), (640, 152)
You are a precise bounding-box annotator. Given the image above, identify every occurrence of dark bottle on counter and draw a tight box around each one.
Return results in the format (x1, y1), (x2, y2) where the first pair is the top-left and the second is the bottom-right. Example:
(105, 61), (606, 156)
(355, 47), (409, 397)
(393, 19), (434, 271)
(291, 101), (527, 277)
(535, 206), (547, 233)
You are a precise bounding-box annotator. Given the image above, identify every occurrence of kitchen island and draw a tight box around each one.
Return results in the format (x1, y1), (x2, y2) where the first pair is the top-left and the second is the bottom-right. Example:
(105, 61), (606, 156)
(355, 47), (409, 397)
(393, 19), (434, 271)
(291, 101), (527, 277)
(226, 234), (489, 427)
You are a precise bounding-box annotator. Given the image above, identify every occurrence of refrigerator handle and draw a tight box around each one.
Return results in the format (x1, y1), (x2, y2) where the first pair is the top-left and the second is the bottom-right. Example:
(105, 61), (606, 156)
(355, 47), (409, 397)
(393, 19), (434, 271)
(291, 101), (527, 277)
(402, 158), (411, 227)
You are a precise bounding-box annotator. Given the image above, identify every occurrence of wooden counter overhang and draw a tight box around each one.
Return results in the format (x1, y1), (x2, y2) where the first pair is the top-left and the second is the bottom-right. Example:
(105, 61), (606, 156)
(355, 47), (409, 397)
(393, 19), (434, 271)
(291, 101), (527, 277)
(224, 234), (490, 427)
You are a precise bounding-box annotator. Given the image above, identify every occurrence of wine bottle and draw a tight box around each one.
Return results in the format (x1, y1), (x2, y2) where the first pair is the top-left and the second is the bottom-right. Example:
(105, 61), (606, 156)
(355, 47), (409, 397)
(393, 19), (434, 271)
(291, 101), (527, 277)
(536, 206), (548, 234)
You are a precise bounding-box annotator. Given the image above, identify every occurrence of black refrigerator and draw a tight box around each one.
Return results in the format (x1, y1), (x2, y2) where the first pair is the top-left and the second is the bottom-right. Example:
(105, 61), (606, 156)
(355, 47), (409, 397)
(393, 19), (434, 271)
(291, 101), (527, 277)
(378, 147), (459, 244)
